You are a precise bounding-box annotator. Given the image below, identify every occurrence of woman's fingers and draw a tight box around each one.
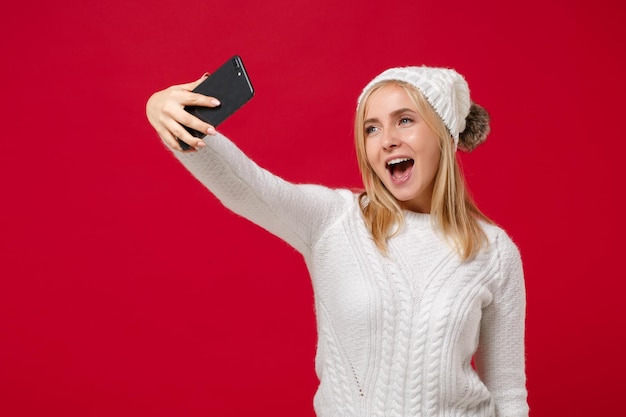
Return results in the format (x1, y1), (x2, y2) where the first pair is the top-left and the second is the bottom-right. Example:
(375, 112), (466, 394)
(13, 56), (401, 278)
(166, 86), (219, 109)
(179, 73), (210, 91)
(161, 97), (217, 136)
(146, 74), (221, 152)
(162, 118), (207, 151)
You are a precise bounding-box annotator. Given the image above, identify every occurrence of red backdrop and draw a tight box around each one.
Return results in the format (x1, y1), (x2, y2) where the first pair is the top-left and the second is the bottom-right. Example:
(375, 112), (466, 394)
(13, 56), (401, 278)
(1, 0), (624, 416)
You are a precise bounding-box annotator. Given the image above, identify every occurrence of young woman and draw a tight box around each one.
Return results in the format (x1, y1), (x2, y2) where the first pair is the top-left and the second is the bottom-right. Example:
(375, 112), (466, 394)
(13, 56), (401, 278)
(146, 65), (528, 417)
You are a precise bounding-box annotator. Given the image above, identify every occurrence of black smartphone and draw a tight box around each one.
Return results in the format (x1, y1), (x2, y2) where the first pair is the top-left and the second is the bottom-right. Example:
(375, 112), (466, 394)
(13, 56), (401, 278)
(179, 55), (254, 150)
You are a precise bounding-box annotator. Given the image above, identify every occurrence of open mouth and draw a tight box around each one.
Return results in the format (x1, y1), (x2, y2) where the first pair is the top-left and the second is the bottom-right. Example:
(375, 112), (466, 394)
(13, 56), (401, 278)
(386, 157), (414, 181)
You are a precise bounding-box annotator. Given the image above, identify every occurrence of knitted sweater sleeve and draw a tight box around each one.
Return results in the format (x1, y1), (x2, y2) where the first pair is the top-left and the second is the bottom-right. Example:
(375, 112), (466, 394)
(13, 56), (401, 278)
(475, 231), (529, 417)
(169, 133), (347, 255)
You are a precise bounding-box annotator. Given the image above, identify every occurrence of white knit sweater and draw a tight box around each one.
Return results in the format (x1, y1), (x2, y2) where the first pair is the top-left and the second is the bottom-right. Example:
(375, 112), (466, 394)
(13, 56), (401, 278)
(172, 133), (528, 417)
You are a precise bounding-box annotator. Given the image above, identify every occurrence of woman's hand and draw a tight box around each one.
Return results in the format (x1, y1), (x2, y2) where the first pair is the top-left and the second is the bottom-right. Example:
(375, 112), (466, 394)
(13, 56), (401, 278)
(146, 74), (220, 152)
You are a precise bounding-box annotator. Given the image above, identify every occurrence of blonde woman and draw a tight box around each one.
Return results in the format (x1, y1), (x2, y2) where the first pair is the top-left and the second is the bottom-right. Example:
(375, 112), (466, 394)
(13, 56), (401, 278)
(147, 66), (528, 417)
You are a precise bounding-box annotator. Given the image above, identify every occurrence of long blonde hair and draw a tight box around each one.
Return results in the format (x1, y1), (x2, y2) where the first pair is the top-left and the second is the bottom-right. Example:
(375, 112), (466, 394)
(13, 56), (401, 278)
(355, 80), (491, 261)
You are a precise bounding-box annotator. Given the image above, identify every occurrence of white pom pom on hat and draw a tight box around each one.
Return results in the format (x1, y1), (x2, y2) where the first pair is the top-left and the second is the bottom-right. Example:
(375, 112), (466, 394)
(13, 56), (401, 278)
(357, 66), (471, 149)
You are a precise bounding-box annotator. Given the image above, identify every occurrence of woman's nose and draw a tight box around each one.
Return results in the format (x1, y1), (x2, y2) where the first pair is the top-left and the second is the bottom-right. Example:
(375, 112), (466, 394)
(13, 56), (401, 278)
(382, 130), (399, 150)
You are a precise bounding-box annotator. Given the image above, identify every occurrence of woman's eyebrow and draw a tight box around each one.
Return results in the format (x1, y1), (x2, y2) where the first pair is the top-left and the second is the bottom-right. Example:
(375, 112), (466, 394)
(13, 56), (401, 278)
(390, 107), (417, 117)
(364, 108), (417, 125)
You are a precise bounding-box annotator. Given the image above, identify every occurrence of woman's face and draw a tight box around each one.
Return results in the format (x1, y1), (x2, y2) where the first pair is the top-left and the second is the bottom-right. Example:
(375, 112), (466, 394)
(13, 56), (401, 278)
(364, 83), (441, 213)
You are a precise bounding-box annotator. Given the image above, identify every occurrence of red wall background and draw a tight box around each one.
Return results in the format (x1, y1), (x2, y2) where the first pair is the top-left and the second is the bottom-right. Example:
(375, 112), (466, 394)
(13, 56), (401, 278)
(1, 0), (624, 416)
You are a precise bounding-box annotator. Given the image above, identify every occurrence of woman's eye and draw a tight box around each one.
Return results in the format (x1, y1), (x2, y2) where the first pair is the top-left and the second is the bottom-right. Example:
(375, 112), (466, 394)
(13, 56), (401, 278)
(399, 117), (413, 125)
(365, 126), (378, 135)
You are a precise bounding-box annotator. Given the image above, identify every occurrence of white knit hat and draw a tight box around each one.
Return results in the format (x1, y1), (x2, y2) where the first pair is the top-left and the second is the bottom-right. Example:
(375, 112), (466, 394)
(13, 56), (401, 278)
(358, 66), (472, 149)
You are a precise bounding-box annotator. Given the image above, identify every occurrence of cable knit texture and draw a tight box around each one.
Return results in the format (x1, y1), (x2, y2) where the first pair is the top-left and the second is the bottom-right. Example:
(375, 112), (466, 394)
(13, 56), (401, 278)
(172, 133), (528, 417)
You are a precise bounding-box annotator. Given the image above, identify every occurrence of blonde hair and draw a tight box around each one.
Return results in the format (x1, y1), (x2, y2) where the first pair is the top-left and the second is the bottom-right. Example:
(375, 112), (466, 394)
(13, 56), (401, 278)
(355, 81), (492, 261)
